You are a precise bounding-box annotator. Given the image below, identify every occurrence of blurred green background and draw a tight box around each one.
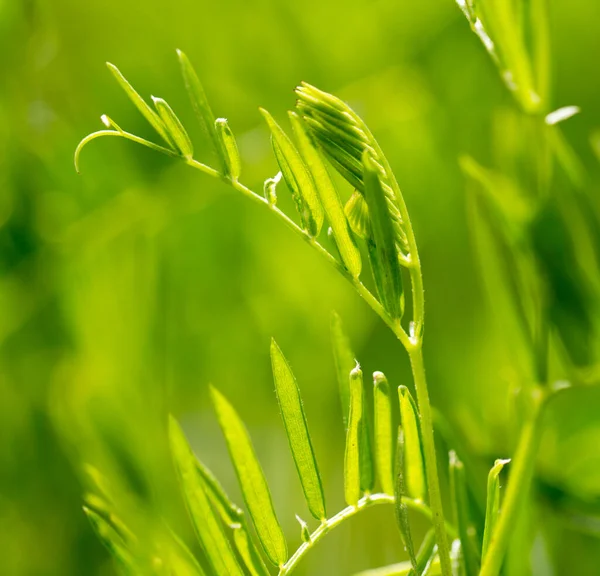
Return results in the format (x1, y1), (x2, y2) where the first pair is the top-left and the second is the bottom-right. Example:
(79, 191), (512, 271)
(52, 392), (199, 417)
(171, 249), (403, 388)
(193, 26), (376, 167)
(1, 0), (599, 574)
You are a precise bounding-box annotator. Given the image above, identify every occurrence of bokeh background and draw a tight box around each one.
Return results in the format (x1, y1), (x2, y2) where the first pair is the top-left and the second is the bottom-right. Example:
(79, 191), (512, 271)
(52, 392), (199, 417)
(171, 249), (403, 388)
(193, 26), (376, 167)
(1, 0), (600, 574)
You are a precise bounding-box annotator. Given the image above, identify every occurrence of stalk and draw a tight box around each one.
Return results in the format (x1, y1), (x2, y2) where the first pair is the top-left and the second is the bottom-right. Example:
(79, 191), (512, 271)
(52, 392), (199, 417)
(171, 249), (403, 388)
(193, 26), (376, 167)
(479, 388), (545, 576)
(406, 344), (453, 576)
(278, 493), (457, 575)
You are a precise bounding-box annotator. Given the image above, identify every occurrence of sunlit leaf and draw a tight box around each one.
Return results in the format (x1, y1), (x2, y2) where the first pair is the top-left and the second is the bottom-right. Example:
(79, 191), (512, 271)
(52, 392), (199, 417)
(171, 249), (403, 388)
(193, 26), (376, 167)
(215, 118), (241, 181)
(373, 371), (394, 495)
(482, 458), (511, 560)
(398, 386), (426, 502)
(345, 364), (364, 506)
(210, 387), (288, 567)
(260, 108), (324, 237)
(106, 62), (174, 147)
(151, 96), (194, 159)
(270, 339), (326, 520)
(168, 416), (244, 575)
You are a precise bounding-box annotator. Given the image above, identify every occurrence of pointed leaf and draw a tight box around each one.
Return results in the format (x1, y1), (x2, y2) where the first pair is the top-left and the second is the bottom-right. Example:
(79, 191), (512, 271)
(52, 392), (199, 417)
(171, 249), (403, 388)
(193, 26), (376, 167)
(449, 451), (480, 576)
(168, 416), (244, 575)
(194, 459), (269, 576)
(373, 371), (394, 495)
(345, 363), (363, 506)
(363, 151), (404, 319)
(176, 49), (225, 171)
(106, 62), (173, 148)
(398, 386), (426, 502)
(152, 96), (194, 158)
(210, 387), (288, 567)
(394, 428), (419, 573)
(260, 108), (323, 237)
(215, 118), (241, 181)
(271, 339), (326, 520)
(482, 458), (510, 560)
(331, 311), (355, 430)
(290, 113), (362, 278)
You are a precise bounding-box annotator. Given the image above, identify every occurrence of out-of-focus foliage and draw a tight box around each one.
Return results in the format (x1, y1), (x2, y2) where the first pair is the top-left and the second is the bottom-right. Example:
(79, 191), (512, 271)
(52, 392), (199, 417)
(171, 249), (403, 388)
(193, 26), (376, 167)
(1, 0), (600, 574)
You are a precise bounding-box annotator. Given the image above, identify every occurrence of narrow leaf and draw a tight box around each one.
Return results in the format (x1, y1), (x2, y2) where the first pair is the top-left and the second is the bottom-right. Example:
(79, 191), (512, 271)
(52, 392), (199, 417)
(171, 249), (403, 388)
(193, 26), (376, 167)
(449, 451), (480, 576)
(363, 151), (404, 319)
(106, 62), (173, 147)
(398, 386), (426, 502)
(176, 49), (225, 171)
(271, 339), (326, 520)
(210, 387), (288, 567)
(394, 428), (419, 573)
(482, 458), (511, 560)
(215, 118), (242, 181)
(373, 371), (394, 495)
(345, 190), (370, 239)
(295, 515), (311, 543)
(331, 311), (355, 430)
(345, 363), (363, 506)
(260, 108), (323, 236)
(83, 507), (137, 574)
(152, 96), (194, 159)
(359, 411), (375, 494)
(194, 459), (269, 576)
(289, 112), (362, 276)
(167, 530), (207, 576)
(168, 416), (244, 575)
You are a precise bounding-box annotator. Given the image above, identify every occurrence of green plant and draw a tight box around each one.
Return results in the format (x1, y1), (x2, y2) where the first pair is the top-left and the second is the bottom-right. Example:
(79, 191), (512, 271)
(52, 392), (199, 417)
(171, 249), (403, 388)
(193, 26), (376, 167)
(75, 0), (600, 572)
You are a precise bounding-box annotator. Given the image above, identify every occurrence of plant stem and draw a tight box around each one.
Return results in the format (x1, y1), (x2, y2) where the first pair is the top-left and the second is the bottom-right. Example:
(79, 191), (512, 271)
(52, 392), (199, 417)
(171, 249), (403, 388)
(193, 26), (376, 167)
(479, 387), (545, 576)
(278, 493), (456, 575)
(406, 344), (453, 576)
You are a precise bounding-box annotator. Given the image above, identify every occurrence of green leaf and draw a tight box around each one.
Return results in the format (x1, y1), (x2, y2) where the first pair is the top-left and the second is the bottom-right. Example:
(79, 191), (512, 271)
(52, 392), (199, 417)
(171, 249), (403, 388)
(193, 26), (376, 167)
(449, 451), (480, 576)
(482, 458), (511, 560)
(151, 96), (194, 159)
(359, 410), (375, 494)
(398, 386), (426, 502)
(363, 152), (404, 319)
(210, 387), (288, 567)
(295, 514), (311, 543)
(166, 530), (207, 576)
(373, 371), (394, 495)
(260, 108), (323, 237)
(345, 190), (370, 239)
(176, 49), (225, 172)
(194, 459), (269, 576)
(215, 118), (242, 181)
(345, 364), (364, 506)
(270, 339), (326, 520)
(168, 416), (244, 575)
(287, 114), (361, 276)
(106, 62), (174, 148)
(331, 311), (355, 430)
(394, 428), (419, 573)
(83, 507), (138, 575)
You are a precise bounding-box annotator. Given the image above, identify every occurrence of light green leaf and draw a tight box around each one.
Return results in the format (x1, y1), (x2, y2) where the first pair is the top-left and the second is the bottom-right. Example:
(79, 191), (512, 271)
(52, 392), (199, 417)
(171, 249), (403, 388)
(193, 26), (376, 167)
(271, 339), (326, 520)
(166, 530), (207, 576)
(260, 109), (323, 237)
(394, 428), (419, 573)
(215, 118), (241, 181)
(290, 113), (362, 278)
(83, 507), (138, 575)
(168, 416), (244, 575)
(331, 311), (355, 430)
(482, 458), (511, 560)
(295, 515), (311, 543)
(345, 364), (363, 506)
(398, 386), (426, 502)
(210, 387), (288, 567)
(373, 372), (394, 495)
(449, 451), (480, 576)
(106, 62), (174, 148)
(345, 190), (370, 239)
(359, 409), (375, 494)
(363, 152), (404, 319)
(152, 96), (194, 159)
(194, 459), (269, 576)
(176, 49), (225, 172)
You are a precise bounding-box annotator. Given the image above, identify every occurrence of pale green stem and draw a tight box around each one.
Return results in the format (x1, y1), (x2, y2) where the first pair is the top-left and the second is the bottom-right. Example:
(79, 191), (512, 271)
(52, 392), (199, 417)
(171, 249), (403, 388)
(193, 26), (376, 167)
(479, 388), (546, 576)
(406, 344), (453, 576)
(278, 493), (457, 576)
